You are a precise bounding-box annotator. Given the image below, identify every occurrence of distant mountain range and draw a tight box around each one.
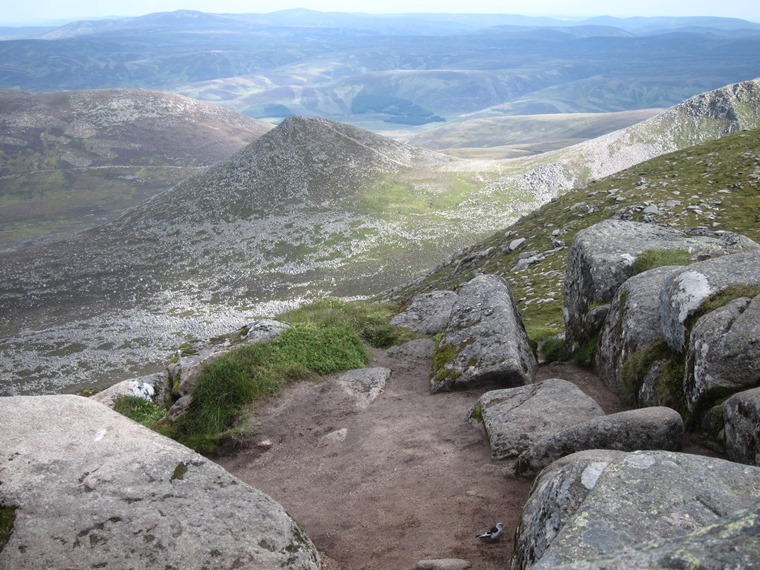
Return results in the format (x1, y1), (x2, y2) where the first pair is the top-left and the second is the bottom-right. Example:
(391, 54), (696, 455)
(0, 89), (272, 248)
(1, 10), (759, 129)
(2, 77), (760, 396)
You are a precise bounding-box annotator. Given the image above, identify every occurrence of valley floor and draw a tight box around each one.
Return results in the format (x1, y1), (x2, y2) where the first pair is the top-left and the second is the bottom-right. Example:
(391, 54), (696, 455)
(217, 349), (706, 569)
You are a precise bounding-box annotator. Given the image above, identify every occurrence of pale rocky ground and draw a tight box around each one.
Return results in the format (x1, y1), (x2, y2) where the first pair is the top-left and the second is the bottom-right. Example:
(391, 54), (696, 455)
(218, 349), (633, 569)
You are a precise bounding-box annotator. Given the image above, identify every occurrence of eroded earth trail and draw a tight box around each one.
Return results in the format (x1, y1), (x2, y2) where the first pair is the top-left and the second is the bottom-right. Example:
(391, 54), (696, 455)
(218, 350), (623, 569)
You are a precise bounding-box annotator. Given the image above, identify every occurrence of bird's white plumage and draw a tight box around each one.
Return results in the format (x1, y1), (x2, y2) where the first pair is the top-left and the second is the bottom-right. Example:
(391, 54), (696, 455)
(476, 522), (504, 542)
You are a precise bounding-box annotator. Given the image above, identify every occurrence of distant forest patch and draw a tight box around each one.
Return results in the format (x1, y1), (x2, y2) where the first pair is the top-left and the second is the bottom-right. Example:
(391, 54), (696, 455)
(351, 94), (445, 125)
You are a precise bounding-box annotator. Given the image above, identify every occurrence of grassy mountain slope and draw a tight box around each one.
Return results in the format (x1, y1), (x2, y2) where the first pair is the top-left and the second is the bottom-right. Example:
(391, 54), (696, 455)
(389, 127), (760, 337)
(3, 79), (760, 395)
(0, 89), (272, 248)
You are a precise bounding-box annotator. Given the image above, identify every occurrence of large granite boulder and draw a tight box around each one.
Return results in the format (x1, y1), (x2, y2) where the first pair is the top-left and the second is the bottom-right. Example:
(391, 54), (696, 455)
(563, 220), (757, 356)
(0, 396), (320, 570)
(724, 387), (760, 466)
(531, 450), (760, 568)
(595, 266), (679, 401)
(430, 275), (536, 393)
(659, 252), (760, 353)
(390, 290), (457, 335)
(686, 294), (760, 415)
(511, 450), (627, 570)
(549, 500), (760, 569)
(515, 407), (683, 475)
(468, 379), (603, 460)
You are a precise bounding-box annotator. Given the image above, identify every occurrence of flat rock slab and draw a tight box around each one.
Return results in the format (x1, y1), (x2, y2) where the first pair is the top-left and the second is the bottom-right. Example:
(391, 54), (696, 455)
(724, 387), (760, 466)
(469, 378), (604, 460)
(515, 407), (684, 475)
(431, 274), (536, 393)
(533, 450), (760, 568)
(390, 290), (457, 335)
(337, 367), (391, 409)
(0, 395), (320, 570)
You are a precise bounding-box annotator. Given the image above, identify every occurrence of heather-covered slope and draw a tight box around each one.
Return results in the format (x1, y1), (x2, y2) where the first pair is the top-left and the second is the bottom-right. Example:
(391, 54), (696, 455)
(0, 89), (272, 248)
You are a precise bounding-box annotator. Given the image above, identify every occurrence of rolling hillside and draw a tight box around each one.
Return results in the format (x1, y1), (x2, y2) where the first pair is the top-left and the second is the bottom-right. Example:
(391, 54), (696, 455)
(0, 89), (272, 248)
(2, 79), (760, 396)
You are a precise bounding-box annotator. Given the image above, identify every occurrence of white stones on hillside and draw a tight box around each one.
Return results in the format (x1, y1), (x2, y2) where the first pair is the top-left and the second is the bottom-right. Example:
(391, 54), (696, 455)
(430, 274), (536, 393)
(0, 395), (320, 570)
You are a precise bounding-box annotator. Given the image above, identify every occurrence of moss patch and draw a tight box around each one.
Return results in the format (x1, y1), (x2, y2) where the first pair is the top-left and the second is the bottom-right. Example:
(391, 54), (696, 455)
(112, 395), (165, 427)
(0, 506), (16, 552)
(631, 248), (693, 275)
(620, 340), (687, 419)
(170, 462), (188, 481)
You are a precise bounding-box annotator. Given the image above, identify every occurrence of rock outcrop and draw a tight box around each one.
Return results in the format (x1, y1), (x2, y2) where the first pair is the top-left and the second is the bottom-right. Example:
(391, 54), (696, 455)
(515, 407), (683, 475)
(723, 387), (760, 466)
(659, 252), (760, 353)
(563, 220), (757, 357)
(469, 379), (603, 459)
(0, 395), (320, 570)
(527, 450), (760, 569)
(431, 274), (536, 393)
(685, 294), (760, 414)
(511, 450), (627, 570)
(595, 266), (679, 401)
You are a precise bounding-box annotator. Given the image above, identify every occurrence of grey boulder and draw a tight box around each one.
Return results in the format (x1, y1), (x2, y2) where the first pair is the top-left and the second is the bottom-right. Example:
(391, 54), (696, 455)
(511, 449), (627, 570)
(515, 407), (683, 475)
(431, 274), (536, 393)
(390, 290), (457, 335)
(686, 294), (760, 414)
(659, 252), (760, 352)
(0, 395), (320, 570)
(469, 378), (604, 460)
(337, 367), (391, 410)
(595, 266), (679, 401)
(533, 450), (760, 568)
(563, 220), (756, 356)
(724, 386), (760, 466)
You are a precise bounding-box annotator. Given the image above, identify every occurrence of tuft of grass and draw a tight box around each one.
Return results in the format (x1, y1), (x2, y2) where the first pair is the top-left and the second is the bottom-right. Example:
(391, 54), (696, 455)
(280, 298), (412, 348)
(701, 284), (760, 315)
(541, 337), (566, 363)
(169, 321), (368, 453)
(620, 340), (687, 419)
(0, 506), (16, 553)
(112, 395), (166, 427)
(631, 248), (693, 275)
(170, 462), (188, 481)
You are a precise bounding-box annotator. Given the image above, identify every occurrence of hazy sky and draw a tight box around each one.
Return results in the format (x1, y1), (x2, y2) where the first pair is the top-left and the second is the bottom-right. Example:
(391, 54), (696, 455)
(4, 0), (760, 25)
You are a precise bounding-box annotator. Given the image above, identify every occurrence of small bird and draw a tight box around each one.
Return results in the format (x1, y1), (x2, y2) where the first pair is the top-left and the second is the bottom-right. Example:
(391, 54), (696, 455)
(476, 522), (504, 542)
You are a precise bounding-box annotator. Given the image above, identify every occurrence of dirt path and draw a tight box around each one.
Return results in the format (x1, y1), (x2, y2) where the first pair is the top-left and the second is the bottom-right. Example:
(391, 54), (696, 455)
(218, 350), (626, 569)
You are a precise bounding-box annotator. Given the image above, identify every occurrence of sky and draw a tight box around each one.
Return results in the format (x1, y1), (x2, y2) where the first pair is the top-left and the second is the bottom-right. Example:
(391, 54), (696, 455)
(3, 0), (760, 26)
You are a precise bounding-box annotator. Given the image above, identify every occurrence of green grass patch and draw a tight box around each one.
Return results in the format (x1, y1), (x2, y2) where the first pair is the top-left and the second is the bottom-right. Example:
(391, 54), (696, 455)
(112, 395), (166, 427)
(540, 337), (566, 363)
(0, 506), (16, 553)
(620, 340), (687, 419)
(631, 248), (693, 275)
(701, 284), (760, 315)
(168, 320), (368, 453)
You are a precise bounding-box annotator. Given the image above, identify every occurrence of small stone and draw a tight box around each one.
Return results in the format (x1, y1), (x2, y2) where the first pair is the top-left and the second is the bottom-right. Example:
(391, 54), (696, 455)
(415, 559), (472, 570)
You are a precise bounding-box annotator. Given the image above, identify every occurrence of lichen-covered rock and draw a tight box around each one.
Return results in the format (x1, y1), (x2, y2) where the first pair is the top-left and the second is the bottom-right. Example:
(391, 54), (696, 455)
(0, 395), (320, 570)
(563, 220), (757, 357)
(515, 407), (684, 475)
(91, 372), (168, 407)
(659, 252), (760, 353)
(548, 501), (760, 570)
(686, 295), (760, 414)
(595, 266), (680, 400)
(390, 290), (457, 335)
(510, 450), (627, 570)
(724, 387), (760, 466)
(533, 450), (760, 568)
(430, 274), (536, 393)
(468, 379), (603, 460)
